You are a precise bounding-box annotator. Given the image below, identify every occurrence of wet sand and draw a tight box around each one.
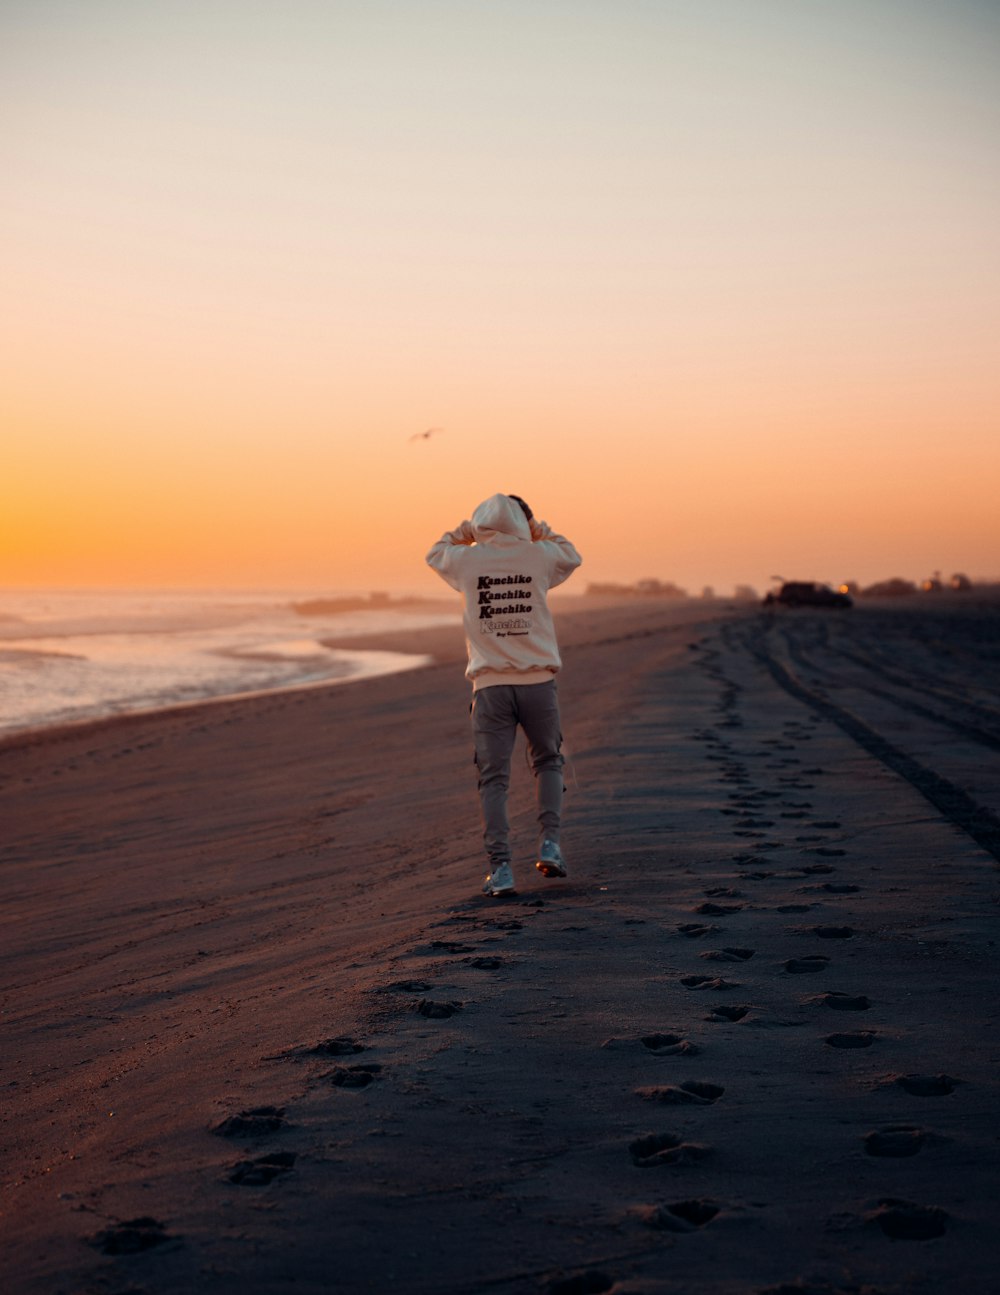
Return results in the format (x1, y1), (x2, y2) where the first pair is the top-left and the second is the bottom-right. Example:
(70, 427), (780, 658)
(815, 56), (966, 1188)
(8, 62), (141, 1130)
(2, 596), (999, 1295)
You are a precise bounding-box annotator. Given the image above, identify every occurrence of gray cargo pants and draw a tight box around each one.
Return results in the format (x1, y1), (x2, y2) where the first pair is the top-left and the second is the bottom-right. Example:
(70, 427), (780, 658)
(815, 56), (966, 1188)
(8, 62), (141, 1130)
(471, 680), (564, 868)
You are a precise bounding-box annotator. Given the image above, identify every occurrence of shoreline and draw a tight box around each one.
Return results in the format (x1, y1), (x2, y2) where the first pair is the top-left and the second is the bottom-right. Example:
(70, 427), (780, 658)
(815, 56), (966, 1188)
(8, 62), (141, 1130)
(0, 646), (436, 751)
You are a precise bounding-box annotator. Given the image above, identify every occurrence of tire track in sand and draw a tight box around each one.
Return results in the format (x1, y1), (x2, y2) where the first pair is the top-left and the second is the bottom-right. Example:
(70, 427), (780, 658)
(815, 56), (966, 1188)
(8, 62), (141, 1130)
(743, 631), (1000, 864)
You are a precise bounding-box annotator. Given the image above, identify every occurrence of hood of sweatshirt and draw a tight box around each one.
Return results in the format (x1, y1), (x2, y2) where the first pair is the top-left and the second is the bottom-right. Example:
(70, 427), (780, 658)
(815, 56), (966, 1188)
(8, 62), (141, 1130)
(471, 493), (531, 545)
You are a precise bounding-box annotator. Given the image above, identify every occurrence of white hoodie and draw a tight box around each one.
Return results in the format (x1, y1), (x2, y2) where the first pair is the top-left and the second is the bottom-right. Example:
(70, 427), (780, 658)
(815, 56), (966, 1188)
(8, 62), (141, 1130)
(426, 493), (582, 689)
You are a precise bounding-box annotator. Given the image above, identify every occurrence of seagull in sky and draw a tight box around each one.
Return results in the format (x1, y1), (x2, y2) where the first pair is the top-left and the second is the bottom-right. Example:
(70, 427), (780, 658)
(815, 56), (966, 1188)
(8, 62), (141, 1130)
(409, 427), (444, 442)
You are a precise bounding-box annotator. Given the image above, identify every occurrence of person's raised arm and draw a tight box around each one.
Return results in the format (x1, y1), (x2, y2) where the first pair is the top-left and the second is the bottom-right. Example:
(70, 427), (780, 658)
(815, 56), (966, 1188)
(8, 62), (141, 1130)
(426, 520), (476, 589)
(529, 518), (582, 588)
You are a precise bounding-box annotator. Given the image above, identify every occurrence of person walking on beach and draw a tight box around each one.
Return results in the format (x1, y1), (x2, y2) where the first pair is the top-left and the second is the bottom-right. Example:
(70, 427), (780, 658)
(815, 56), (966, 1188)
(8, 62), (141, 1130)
(426, 493), (582, 897)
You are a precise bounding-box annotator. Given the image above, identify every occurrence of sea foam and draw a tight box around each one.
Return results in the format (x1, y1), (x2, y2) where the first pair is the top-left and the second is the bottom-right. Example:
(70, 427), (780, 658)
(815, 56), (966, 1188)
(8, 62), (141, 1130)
(0, 591), (454, 735)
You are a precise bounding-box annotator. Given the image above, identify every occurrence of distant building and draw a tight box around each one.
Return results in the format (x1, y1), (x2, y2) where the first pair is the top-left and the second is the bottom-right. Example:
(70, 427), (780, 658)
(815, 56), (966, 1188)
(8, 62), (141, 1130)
(585, 579), (687, 598)
(861, 578), (917, 598)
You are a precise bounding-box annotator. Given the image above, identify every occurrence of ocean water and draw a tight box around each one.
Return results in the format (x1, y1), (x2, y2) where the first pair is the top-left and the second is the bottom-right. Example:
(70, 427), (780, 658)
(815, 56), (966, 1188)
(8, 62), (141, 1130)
(0, 591), (457, 737)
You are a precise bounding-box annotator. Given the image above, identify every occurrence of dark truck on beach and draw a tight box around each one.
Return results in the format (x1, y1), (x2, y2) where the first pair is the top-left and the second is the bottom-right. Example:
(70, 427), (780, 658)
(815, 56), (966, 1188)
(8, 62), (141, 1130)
(764, 581), (853, 609)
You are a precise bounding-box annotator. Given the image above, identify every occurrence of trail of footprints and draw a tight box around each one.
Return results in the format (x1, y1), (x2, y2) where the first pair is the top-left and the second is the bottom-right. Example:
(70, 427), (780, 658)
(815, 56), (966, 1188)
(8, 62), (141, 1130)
(88, 635), (965, 1288)
(632, 634), (965, 1277)
(88, 900), (540, 1264)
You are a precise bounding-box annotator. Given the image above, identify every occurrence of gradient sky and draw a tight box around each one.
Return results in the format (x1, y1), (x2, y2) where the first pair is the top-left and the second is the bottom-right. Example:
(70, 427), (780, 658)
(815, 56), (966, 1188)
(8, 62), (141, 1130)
(3, 0), (998, 594)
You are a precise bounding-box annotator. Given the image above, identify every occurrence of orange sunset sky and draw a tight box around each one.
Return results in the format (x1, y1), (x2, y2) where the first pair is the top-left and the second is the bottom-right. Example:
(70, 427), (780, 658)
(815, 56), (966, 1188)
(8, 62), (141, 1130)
(2, 1), (998, 595)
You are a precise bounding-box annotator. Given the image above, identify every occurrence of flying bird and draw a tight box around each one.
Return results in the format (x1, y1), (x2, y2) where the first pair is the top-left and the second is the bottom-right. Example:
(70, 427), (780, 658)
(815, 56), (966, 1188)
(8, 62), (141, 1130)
(410, 427), (444, 442)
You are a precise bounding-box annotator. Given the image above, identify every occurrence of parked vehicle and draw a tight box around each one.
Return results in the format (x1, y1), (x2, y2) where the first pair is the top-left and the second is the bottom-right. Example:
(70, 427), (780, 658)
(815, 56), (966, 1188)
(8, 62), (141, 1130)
(763, 581), (853, 609)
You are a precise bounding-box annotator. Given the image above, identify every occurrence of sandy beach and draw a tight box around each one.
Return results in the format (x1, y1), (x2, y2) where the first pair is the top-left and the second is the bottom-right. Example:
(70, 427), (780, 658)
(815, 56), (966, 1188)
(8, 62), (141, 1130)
(2, 596), (999, 1295)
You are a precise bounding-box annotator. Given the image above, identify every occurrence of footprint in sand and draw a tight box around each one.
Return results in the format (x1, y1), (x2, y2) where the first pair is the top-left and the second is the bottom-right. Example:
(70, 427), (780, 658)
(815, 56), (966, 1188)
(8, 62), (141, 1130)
(414, 998), (463, 1019)
(227, 1152), (297, 1185)
(706, 1004), (750, 1022)
(813, 925), (854, 939)
(306, 1037), (365, 1058)
(701, 947), (755, 962)
(681, 975), (741, 991)
(90, 1217), (174, 1255)
(429, 940), (478, 954)
(696, 902), (744, 916)
(865, 1126), (926, 1157)
(465, 955), (506, 969)
(784, 956), (830, 974)
(328, 1063), (382, 1088)
(213, 1106), (286, 1137)
(632, 1199), (721, 1232)
(391, 979), (434, 992)
(891, 1073), (959, 1096)
(825, 1031), (876, 1049)
(629, 1132), (712, 1167)
(704, 887), (745, 898)
(636, 1080), (724, 1105)
(676, 923), (720, 938)
(868, 1198), (947, 1239)
(813, 992), (871, 1011)
(641, 1032), (700, 1056)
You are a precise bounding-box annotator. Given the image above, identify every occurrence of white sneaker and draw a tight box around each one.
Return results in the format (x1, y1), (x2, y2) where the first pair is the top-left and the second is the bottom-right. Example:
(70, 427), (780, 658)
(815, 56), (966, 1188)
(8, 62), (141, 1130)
(536, 840), (568, 878)
(482, 861), (516, 897)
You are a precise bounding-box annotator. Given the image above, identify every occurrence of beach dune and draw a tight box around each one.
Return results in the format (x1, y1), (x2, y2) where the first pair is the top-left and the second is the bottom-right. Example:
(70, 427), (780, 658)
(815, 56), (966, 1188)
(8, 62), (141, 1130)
(2, 597), (998, 1294)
